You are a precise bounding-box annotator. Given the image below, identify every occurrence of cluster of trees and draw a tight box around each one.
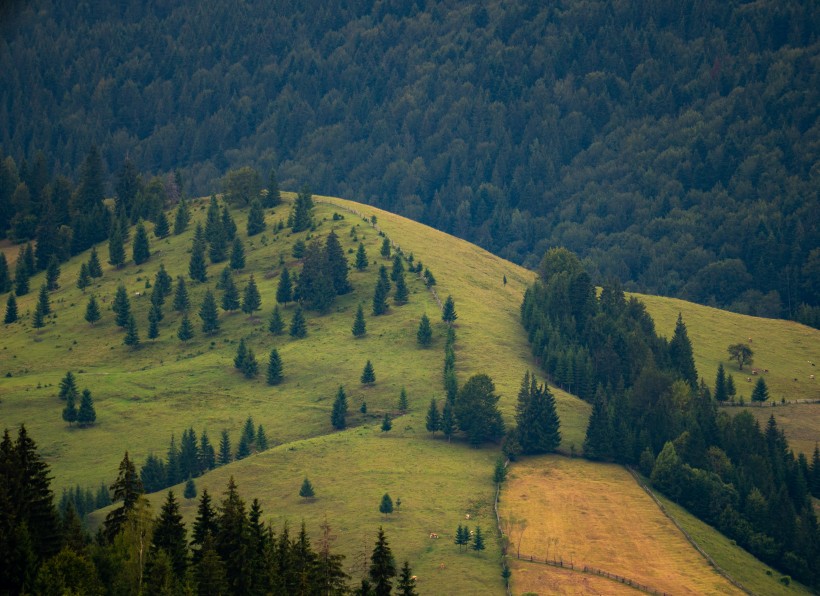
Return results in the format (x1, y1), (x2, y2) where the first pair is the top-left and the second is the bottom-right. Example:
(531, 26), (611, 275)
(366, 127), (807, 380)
(58, 371), (97, 427)
(524, 248), (820, 587)
(2, 1), (818, 322)
(1, 425), (419, 595)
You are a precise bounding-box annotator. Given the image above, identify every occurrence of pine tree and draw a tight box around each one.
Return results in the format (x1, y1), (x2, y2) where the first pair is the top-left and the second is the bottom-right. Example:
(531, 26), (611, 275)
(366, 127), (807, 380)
(265, 168), (281, 207)
(236, 434), (251, 459)
(123, 314), (140, 348)
(221, 205), (237, 241)
(669, 313), (698, 387)
(32, 300), (46, 328)
(62, 389), (78, 425)
(184, 478), (197, 499)
(398, 387), (408, 411)
(14, 248), (30, 295)
(390, 254), (403, 281)
(199, 290), (220, 334)
(394, 271), (409, 304)
(267, 348), (283, 385)
(4, 292), (17, 323)
(325, 230), (352, 294)
(441, 399), (456, 441)
(107, 226), (125, 269)
(230, 237), (245, 270)
(153, 209), (170, 238)
(87, 247), (103, 278)
(242, 348), (259, 379)
(189, 223), (208, 282)
(379, 494), (393, 515)
(442, 295), (457, 324)
(218, 430), (232, 465)
(148, 302), (161, 339)
(426, 399), (440, 433)
(471, 526), (485, 554)
(380, 237), (391, 258)
(381, 413), (392, 432)
(112, 284), (131, 327)
(276, 266), (293, 304)
(516, 372), (561, 454)
(352, 303), (367, 337)
(299, 478), (315, 499)
(714, 363), (728, 402)
(583, 389), (612, 461)
(361, 360), (376, 384)
(45, 255), (60, 291)
(234, 339), (249, 370)
(221, 271), (240, 311)
(455, 525), (470, 551)
(297, 238), (336, 311)
(372, 265), (390, 315)
(255, 425), (268, 451)
(199, 432), (216, 471)
(726, 373), (737, 400)
(355, 242), (368, 270)
(0, 252), (10, 293)
(59, 371), (78, 401)
(242, 275), (262, 315)
(104, 451), (144, 542)
(454, 374), (505, 446)
(811, 444), (820, 499)
(369, 526), (396, 595)
(173, 198), (190, 235)
(289, 304), (307, 338)
(331, 385), (348, 430)
(396, 561), (418, 596)
(177, 314), (194, 341)
(416, 313), (432, 346)
(173, 276), (190, 311)
(269, 305), (285, 335)
(246, 199), (266, 236)
(751, 377), (770, 402)
(76, 389), (96, 427)
(154, 263), (172, 297)
(291, 186), (314, 232)
(76, 262), (91, 290)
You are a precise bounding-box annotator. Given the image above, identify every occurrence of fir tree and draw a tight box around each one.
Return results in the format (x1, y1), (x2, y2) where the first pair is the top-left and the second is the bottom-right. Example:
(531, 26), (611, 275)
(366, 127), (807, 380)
(380, 237), (391, 258)
(583, 389), (613, 461)
(267, 348), (283, 385)
(133, 222), (151, 265)
(299, 478), (315, 499)
(0, 252), (10, 293)
(242, 348), (259, 379)
(751, 377), (770, 402)
(381, 413), (392, 432)
(59, 371), (78, 401)
(76, 262), (91, 290)
(455, 525), (470, 551)
(35, 284), (50, 316)
(331, 386), (348, 430)
(441, 399), (456, 441)
(45, 255), (60, 291)
(426, 399), (440, 433)
(417, 313), (432, 346)
(369, 527), (396, 595)
(62, 389), (78, 425)
(265, 168), (281, 207)
(234, 339), (249, 370)
(398, 387), (408, 411)
(76, 389), (96, 427)
(715, 362), (728, 402)
(153, 209), (170, 238)
(372, 265), (390, 315)
(184, 478), (197, 499)
(669, 313), (698, 387)
(112, 284), (131, 327)
(155, 263), (173, 297)
(147, 304), (160, 339)
(379, 494), (393, 515)
(516, 372), (561, 455)
(394, 271), (409, 305)
(87, 247), (103, 278)
(104, 451), (144, 542)
(297, 239), (336, 311)
(269, 305), (285, 335)
(289, 304), (307, 338)
(471, 526), (485, 554)
(166, 434), (181, 486)
(246, 199), (266, 236)
(361, 360), (376, 384)
(189, 223), (208, 282)
(173, 276), (190, 311)
(123, 314), (140, 348)
(23, 243), (35, 276)
(177, 314), (194, 341)
(242, 275), (262, 315)
(325, 230), (352, 294)
(4, 292), (17, 323)
(32, 299), (46, 328)
(236, 434), (251, 459)
(230, 237), (245, 270)
(173, 198), (190, 235)
(255, 425), (268, 451)
(221, 205), (237, 241)
(14, 248), (30, 295)
(352, 303), (367, 337)
(493, 456), (507, 484)
(291, 185), (314, 232)
(424, 268), (436, 287)
(199, 432), (216, 471)
(199, 290), (220, 334)
(292, 238), (306, 258)
(726, 373), (737, 400)
(396, 561), (418, 596)
(454, 374), (505, 446)
(276, 266), (293, 304)
(221, 271), (240, 311)
(218, 430), (232, 465)
(355, 242), (368, 270)
(442, 295), (457, 324)
(107, 226), (125, 269)
(390, 254), (404, 282)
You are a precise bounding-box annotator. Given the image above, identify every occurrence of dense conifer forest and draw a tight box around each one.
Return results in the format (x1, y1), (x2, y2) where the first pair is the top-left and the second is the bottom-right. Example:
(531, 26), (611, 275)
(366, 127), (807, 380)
(1, 0), (818, 322)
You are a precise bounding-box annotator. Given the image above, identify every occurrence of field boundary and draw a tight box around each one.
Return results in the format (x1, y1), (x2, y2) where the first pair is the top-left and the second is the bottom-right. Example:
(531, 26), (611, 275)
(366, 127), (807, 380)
(718, 399), (820, 407)
(624, 467), (755, 595)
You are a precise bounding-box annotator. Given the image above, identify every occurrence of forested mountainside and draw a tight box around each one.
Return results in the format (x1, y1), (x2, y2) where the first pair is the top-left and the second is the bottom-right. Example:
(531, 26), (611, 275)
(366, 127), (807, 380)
(1, 0), (818, 320)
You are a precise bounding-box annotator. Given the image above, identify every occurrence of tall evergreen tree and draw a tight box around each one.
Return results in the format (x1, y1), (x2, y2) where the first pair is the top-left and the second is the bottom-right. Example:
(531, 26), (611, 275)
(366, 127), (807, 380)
(269, 305), (285, 335)
(32, 299), (46, 328)
(155, 263), (173, 297)
(199, 432), (216, 471)
(289, 304), (307, 338)
(471, 526), (485, 554)
(173, 276), (190, 312)
(115, 156), (140, 219)
(179, 428), (200, 479)
(369, 527), (396, 596)
(62, 388), (78, 425)
(104, 451), (144, 542)
(0, 252), (10, 293)
(669, 313), (698, 387)
(242, 348), (259, 379)
(148, 302), (161, 339)
(218, 430), (232, 466)
(265, 168), (281, 208)
(87, 246), (103, 278)
(4, 292), (17, 323)
(45, 255), (60, 290)
(189, 223), (208, 282)
(276, 266), (293, 304)
(123, 314), (140, 348)
(398, 387), (409, 412)
(394, 271), (409, 304)
(267, 348), (283, 385)
(390, 254), (404, 281)
(299, 478), (315, 499)
(297, 239), (335, 311)
(378, 494), (393, 515)
(442, 295), (457, 324)
(242, 275), (262, 315)
(221, 205), (237, 241)
(215, 477), (251, 594)
(177, 314), (194, 341)
(714, 363), (728, 402)
(454, 374), (505, 446)
(14, 248), (30, 295)
(372, 265), (390, 315)
(361, 360), (376, 384)
(380, 237), (391, 259)
(35, 284), (50, 316)
(246, 199), (266, 236)
(76, 389), (96, 426)
(199, 290), (220, 334)
(234, 339), (249, 371)
(325, 230), (352, 294)
(352, 303), (367, 337)
(441, 399), (456, 441)
(107, 226), (125, 269)
(173, 198), (190, 235)
(230, 237), (245, 270)
(58, 371), (78, 401)
(153, 209), (170, 238)
(355, 242), (368, 270)
(417, 313), (432, 346)
(583, 389), (613, 460)
(221, 271), (240, 311)
(425, 398), (440, 433)
(112, 284), (131, 327)
(331, 385), (348, 430)
(751, 377), (770, 402)
(515, 372), (561, 454)
(255, 425), (268, 451)
(381, 413), (392, 432)
(76, 262), (91, 290)
(454, 525), (470, 551)
(291, 186), (314, 232)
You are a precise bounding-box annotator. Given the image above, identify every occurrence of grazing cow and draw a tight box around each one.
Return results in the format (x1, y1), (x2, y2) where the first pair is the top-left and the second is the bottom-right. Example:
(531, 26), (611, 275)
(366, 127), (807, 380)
(811, 374), (815, 380)
(748, 337), (753, 342)
(134, 291), (142, 297)
(429, 533), (439, 539)
(411, 576), (418, 582)
(469, 530), (475, 536)
(746, 377), (752, 382)
(465, 514), (471, 520)
(438, 563), (446, 571)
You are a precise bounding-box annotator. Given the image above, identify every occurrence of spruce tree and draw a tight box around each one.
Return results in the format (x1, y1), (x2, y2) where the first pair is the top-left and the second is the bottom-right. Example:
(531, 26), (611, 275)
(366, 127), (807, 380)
(299, 477), (315, 499)
(380, 237), (391, 258)
(14, 249), (30, 295)
(352, 303), (367, 337)
(87, 247), (103, 277)
(297, 239), (336, 311)
(45, 255), (60, 290)
(516, 372), (561, 455)
(62, 389), (78, 425)
(23, 243), (34, 277)
(155, 263), (173, 297)
(108, 226), (125, 269)
(426, 398), (440, 433)
(112, 284), (131, 327)
(471, 526), (485, 554)
(241, 275), (262, 315)
(0, 252), (10, 293)
(442, 295), (457, 324)
(390, 255), (404, 281)
(34, 284), (49, 316)
(381, 413), (392, 432)
(234, 339), (249, 370)
(85, 295), (101, 325)
(123, 314), (140, 348)
(714, 363), (728, 402)
(369, 527), (396, 595)
(133, 221), (151, 265)
(265, 168), (281, 207)
(230, 237), (245, 270)
(199, 290), (220, 334)
(178, 314), (194, 341)
(669, 313), (698, 387)
(32, 299), (46, 328)
(276, 266), (293, 304)
(372, 266), (390, 315)
(269, 305), (285, 335)
(104, 451), (144, 542)
(4, 292), (17, 323)
(398, 387), (408, 411)
(394, 271), (408, 304)
(325, 230), (352, 294)
(153, 209), (170, 238)
(221, 271), (240, 311)
(189, 223), (208, 282)
(355, 242), (368, 270)
(76, 262), (91, 290)
(267, 348), (283, 385)
(441, 399), (455, 441)
(218, 430), (232, 465)
(200, 432), (216, 471)
(255, 425), (268, 451)
(289, 304), (307, 338)
(77, 389), (96, 427)
(396, 561), (418, 596)
(184, 478), (197, 499)
(221, 205), (237, 241)
(361, 360), (376, 384)
(417, 313), (432, 346)
(148, 302), (161, 339)
(59, 371), (78, 401)
(455, 525), (469, 551)
(751, 377), (770, 402)
(331, 386), (348, 430)
(242, 348), (258, 379)
(246, 199), (266, 236)
(583, 389), (613, 461)
(236, 434), (251, 459)
(726, 373), (737, 400)
(379, 494), (393, 515)
(173, 276), (190, 311)
(173, 198), (190, 235)
(454, 374), (505, 446)
(291, 186), (314, 232)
